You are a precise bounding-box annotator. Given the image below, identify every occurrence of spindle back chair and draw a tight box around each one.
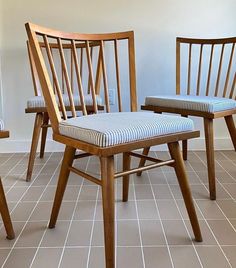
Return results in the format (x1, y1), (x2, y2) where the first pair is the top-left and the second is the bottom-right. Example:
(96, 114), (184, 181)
(141, 37), (236, 200)
(25, 38), (104, 181)
(26, 23), (202, 268)
(0, 125), (15, 240)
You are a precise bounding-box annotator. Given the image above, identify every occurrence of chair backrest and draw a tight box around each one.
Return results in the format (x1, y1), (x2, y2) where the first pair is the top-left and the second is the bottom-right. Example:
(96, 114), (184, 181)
(176, 37), (236, 99)
(25, 23), (137, 133)
(27, 39), (104, 98)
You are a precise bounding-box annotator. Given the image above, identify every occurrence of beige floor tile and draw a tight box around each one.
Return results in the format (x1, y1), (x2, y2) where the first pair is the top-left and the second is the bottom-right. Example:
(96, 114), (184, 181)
(31, 248), (63, 268)
(60, 247), (88, 268)
(216, 200), (236, 219)
(143, 247), (172, 268)
(91, 221), (104, 246)
(117, 220), (140, 246)
(196, 246), (231, 268)
(136, 200), (159, 219)
(117, 247), (143, 268)
(21, 186), (45, 202)
(170, 246), (201, 268)
(73, 201), (96, 220)
(88, 247), (105, 268)
(196, 200), (225, 219)
(134, 185), (154, 200)
(0, 249), (10, 267)
(222, 246), (236, 268)
(116, 200), (137, 220)
(11, 202), (36, 221)
(152, 184), (173, 199)
(157, 200), (182, 219)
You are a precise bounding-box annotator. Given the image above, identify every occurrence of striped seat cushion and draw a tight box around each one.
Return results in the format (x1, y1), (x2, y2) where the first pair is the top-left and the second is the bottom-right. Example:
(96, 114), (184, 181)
(0, 119), (4, 131)
(27, 94), (103, 109)
(145, 95), (236, 113)
(59, 112), (194, 147)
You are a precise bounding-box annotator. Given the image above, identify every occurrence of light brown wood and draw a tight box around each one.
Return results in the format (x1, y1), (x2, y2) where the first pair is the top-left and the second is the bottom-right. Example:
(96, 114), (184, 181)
(204, 118), (216, 200)
(168, 142), (202, 242)
(137, 147), (150, 176)
(101, 156), (115, 268)
(0, 178), (15, 240)
(0, 131), (9, 139)
(122, 152), (130, 202)
(49, 146), (76, 228)
(225, 115), (236, 151)
(25, 23), (203, 268)
(26, 113), (43, 182)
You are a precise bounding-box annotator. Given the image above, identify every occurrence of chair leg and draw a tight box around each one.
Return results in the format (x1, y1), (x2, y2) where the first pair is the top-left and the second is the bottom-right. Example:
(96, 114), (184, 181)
(26, 113), (43, 182)
(0, 178), (15, 240)
(137, 147), (150, 176)
(122, 152), (131, 202)
(39, 112), (49, 159)
(181, 115), (188, 160)
(204, 118), (216, 200)
(225, 115), (236, 151)
(49, 146), (76, 228)
(100, 156), (115, 268)
(168, 142), (202, 242)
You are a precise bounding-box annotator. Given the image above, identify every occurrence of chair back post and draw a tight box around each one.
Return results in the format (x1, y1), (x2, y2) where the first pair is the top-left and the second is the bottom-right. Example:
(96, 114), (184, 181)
(176, 38), (181, 95)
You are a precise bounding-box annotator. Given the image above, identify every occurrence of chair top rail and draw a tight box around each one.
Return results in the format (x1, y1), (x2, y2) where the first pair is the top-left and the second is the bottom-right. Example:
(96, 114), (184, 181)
(177, 36), (236, 45)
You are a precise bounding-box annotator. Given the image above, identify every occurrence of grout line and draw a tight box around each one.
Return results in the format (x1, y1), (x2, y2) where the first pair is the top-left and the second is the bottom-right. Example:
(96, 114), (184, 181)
(1, 152), (56, 268)
(133, 170), (146, 268)
(57, 156), (90, 268)
(86, 184), (99, 267)
(146, 167), (175, 268)
(157, 152), (204, 268)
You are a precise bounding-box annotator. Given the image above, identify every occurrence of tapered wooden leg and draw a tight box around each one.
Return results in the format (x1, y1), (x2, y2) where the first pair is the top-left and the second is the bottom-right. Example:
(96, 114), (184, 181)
(0, 178), (15, 240)
(123, 152), (131, 202)
(168, 142), (202, 242)
(49, 146), (76, 228)
(101, 156), (115, 268)
(137, 147), (150, 176)
(225, 115), (236, 151)
(26, 113), (43, 182)
(182, 115), (188, 160)
(40, 112), (49, 158)
(204, 118), (216, 200)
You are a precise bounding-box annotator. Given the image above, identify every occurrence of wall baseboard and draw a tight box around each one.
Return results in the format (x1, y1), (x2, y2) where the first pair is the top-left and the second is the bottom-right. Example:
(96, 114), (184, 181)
(0, 137), (234, 153)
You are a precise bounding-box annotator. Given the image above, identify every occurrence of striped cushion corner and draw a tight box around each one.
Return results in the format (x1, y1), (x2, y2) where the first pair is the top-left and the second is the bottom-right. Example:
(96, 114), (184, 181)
(27, 94), (103, 109)
(145, 95), (236, 113)
(0, 119), (4, 131)
(59, 112), (194, 147)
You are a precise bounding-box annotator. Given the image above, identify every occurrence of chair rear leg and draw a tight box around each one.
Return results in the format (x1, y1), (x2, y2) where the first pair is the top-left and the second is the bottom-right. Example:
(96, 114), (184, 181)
(137, 147), (150, 176)
(122, 152), (131, 202)
(26, 113), (43, 182)
(0, 178), (15, 239)
(100, 156), (115, 268)
(168, 142), (202, 242)
(204, 118), (216, 200)
(40, 112), (49, 158)
(49, 146), (76, 228)
(181, 115), (188, 160)
(225, 115), (236, 151)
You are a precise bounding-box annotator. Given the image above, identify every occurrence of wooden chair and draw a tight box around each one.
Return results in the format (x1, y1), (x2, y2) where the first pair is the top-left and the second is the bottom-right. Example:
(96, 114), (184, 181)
(25, 40), (104, 181)
(140, 37), (236, 200)
(0, 120), (15, 240)
(26, 23), (202, 268)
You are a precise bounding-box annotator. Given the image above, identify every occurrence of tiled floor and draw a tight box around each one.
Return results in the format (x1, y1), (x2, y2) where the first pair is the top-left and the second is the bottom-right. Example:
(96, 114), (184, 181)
(0, 150), (236, 267)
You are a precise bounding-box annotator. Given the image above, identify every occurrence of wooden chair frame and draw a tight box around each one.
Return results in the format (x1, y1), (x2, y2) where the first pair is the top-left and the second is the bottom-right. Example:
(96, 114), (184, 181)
(141, 37), (236, 200)
(26, 23), (202, 268)
(0, 130), (15, 240)
(25, 40), (104, 181)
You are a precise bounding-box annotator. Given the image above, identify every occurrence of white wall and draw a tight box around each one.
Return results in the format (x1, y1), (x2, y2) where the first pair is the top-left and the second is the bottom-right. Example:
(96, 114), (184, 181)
(0, 0), (235, 152)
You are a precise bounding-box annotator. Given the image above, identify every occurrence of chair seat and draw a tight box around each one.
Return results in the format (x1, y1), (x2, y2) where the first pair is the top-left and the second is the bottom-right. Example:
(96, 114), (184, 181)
(145, 95), (236, 113)
(27, 94), (103, 109)
(59, 112), (194, 147)
(0, 119), (4, 131)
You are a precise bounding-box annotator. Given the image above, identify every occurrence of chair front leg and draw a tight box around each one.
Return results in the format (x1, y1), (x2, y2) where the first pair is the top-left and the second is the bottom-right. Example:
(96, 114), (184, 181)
(40, 112), (49, 158)
(100, 156), (115, 268)
(0, 178), (15, 240)
(137, 147), (150, 176)
(122, 152), (131, 202)
(204, 118), (216, 200)
(49, 146), (76, 228)
(168, 142), (202, 242)
(26, 113), (43, 182)
(225, 115), (236, 151)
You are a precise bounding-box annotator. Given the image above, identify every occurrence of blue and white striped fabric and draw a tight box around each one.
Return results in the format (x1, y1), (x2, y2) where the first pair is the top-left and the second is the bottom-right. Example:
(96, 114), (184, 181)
(0, 119), (4, 131)
(145, 95), (236, 113)
(59, 112), (194, 147)
(27, 94), (103, 108)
